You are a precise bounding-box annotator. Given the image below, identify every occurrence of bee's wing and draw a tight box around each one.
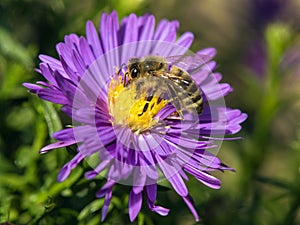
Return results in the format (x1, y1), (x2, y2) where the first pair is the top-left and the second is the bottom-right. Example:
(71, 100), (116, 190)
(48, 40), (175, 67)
(149, 71), (199, 116)
(150, 71), (193, 97)
(164, 53), (212, 74)
(149, 70), (182, 82)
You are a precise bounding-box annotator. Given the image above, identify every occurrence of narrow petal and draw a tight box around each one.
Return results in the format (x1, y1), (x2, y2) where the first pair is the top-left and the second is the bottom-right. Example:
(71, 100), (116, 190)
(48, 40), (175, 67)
(119, 13), (138, 44)
(39, 54), (64, 72)
(144, 182), (157, 203)
(39, 63), (58, 85)
(154, 20), (178, 43)
(145, 182), (170, 216)
(36, 88), (69, 105)
(52, 128), (74, 141)
(184, 163), (221, 189)
(129, 189), (142, 222)
(156, 154), (188, 196)
(101, 186), (113, 222)
(96, 179), (115, 198)
(54, 71), (77, 102)
(23, 83), (43, 91)
(197, 48), (217, 58)
(148, 205), (170, 216)
(57, 153), (85, 182)
(132, 167), (146, 193)
(136, 14), (155, 56)
(182, 195), (199, 221)
(85, 160), (111, 180)
(174, 32), (194, 52)
(56, 42), (76, 71)
(86, 20), (103, 58)
(39, 140), (77, 154)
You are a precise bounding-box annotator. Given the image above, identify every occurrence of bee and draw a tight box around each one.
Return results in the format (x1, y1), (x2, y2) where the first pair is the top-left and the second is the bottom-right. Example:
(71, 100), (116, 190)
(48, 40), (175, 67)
(123, 55), (208, 117)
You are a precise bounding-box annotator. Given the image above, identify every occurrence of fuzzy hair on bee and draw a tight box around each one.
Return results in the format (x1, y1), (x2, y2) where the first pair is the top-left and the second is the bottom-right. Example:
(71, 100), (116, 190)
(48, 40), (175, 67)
(123, 55), (204, 116)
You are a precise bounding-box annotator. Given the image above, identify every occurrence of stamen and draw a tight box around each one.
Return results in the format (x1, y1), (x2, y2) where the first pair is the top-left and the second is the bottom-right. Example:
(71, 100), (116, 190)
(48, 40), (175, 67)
(108, 76), (168, 134)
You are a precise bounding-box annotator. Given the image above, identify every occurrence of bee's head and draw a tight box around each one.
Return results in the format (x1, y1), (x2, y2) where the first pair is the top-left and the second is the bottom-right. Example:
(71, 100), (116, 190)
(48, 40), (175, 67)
(127, 56), (167, 80)
(128, 58), (141, 79)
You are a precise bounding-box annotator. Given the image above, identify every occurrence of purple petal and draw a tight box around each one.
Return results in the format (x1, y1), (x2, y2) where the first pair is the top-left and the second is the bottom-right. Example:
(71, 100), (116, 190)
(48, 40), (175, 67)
(23, 83), (43, 91)
(100, 11), (119, 53)
(36, 88), (69, 105)
(129, 189), (142, 222)
(144, 181), (170, 216)
(54, 71), (77, 100)
(138, 14), (155, 40)
(60, 56), (79, 82)
(154, 20), (178, 43)
(140, 164), (159, 180)
(182, 195), (199, 222)
(71, 48), (87, 76)
(39, 63), (58, 85)
(155, 103), (176, 120)
(184, 163), (221, 189)
(39, 54), (64, 72)
(204, 83), (233, 100)
(86, 20), (103, 58)
(52, 128), (74, 141)
(197, 48), (217, 58)
(149, 205), (170, 216)
(79, 37), (96, 67)
(101, 186), (113, 222)
(145, 182), (157, 203)
(173, 32), (194, 52)
(57, 153), (84, 182)
(156, 154), (188, 196)
(136, 14), (155, 56)
(153, 140), (175, 157)
(56, 42), (76, 72)
(64, 33), (80, 47)
(96, 179), (115, 198)
(120, 13), (138, 44)
(39, 140), (77, 154)
(85, 160), (111, 180)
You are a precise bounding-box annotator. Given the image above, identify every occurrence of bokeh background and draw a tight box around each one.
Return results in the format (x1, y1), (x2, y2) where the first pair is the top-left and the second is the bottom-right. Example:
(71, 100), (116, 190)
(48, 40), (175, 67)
(1, 0), (300, 224)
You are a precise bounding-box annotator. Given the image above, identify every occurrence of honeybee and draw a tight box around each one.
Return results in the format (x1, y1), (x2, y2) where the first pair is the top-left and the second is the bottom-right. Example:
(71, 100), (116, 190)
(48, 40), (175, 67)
(123, 55), (209, 116)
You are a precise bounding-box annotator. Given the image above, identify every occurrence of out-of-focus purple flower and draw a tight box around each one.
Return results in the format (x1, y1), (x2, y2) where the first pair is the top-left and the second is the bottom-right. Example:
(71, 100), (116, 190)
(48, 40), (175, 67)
(252, 0), (285, 28)
(244, 39), (267, 77)
(24, 11), (247, 221)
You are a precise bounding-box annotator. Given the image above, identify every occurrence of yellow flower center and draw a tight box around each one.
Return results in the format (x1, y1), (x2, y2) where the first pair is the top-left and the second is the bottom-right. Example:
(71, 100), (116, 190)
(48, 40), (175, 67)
(108, 76), (168, 134)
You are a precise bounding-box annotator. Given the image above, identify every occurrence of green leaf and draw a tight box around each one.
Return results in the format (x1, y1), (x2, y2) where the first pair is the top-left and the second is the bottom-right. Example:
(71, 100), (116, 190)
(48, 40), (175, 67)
(0, 63), (33, 99)
(138, 212), (145, 225)
(265, 23), (292, 70)
(33, 167), (83, 203)
(0, 173), (28, 191)
(77, 199), (104, 220)
(5, 105), (35, 131)
(255, 175), (291, 190)
(0, 27), (34, 67)
(40, 100), (62, 138)
(85, 215), (101, 225)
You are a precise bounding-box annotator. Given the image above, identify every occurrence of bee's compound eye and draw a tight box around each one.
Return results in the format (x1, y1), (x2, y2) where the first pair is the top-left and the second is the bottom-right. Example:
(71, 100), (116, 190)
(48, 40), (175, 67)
(130, 65), (140, 78)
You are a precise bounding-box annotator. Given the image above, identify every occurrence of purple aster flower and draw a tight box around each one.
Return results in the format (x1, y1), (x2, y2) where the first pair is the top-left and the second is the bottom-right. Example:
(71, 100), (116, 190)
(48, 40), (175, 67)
(24, 11), (247, 222)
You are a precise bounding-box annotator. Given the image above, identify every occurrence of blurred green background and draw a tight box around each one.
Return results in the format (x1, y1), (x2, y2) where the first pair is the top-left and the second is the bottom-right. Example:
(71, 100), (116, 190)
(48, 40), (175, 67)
(1, 0), (300, 224)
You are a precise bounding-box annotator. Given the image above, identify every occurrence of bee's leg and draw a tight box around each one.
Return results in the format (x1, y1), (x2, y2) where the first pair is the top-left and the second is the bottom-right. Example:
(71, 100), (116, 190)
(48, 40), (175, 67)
(165, 82), (184, 119)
